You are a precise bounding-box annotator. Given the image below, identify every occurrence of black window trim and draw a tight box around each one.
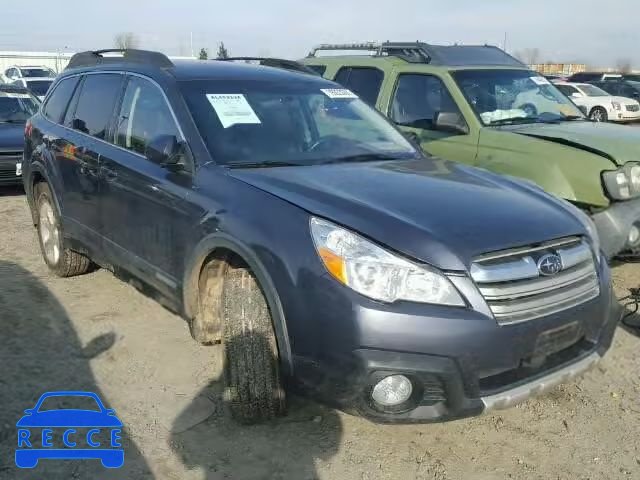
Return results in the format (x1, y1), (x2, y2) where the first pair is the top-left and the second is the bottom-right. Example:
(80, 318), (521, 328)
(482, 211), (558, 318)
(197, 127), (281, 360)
(387, 71), (468, 132)
(333, 65), (385, 105)
(41, 70), (192, 170)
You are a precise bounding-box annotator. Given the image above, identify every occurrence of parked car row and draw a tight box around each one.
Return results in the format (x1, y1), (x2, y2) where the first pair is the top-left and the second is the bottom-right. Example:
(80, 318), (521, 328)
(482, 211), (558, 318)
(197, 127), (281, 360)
(1, 65), (56, 101)
(3, 46), (629, 425)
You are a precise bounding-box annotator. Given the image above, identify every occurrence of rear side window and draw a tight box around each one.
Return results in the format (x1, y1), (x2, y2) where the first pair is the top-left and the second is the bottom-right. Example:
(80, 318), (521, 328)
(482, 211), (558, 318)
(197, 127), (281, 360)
(70, 74), (122, 140)
(307, 65), (327, 76)
(115, 76), (181, 157)
(333, 67), (383, 105)
(43, 76), (80, 123)
(556, 84), (579, 96)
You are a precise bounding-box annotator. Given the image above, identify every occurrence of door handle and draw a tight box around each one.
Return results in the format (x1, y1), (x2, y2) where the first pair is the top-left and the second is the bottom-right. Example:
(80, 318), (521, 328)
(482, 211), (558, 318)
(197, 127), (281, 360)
(100, 166), (118, 181)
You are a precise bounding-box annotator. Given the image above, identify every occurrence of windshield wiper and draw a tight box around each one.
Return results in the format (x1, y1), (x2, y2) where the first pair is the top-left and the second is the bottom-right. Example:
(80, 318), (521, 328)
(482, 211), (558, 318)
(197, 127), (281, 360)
(488, 117), (540, 126)
(226, 161), (302, 169)
(319, 153), (409, 165)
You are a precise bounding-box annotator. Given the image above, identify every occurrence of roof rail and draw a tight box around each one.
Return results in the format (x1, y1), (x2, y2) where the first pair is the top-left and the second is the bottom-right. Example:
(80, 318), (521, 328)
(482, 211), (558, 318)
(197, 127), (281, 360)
(218, 57), (320, 75)
(307, 42), (524, 67)
(66, 49), (174, 70)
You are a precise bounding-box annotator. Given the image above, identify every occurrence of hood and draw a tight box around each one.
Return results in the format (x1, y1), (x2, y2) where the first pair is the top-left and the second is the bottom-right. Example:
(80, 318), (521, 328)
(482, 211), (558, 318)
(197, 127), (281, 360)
(511, 121), (640, 166)
(0, 122), (25, 150)
(227, 158), (585, 271)
(16, 410), (123, 427)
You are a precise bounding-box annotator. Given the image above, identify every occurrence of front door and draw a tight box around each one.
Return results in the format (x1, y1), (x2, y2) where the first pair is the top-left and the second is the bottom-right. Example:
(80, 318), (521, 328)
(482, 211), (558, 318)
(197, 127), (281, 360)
(98, 75), (196, 295)
(387, 73), (479, 164)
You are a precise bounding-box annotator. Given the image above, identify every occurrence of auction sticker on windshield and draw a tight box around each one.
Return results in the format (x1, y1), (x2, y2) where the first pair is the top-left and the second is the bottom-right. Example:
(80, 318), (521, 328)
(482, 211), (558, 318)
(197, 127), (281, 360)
(321, 88), (358, 99)
(206, 93), (261, 128)
(530, 76), (551, 86)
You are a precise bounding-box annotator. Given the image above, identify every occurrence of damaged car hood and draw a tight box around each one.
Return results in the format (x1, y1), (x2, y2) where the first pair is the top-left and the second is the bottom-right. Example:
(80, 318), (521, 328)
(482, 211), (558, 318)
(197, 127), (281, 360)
(511, 121), (640, 165)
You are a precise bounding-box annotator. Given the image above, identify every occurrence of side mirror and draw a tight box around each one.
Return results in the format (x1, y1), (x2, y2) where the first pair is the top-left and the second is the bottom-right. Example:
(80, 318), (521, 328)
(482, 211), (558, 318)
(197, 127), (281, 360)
(145, 134), (184, 169)
(434, 111), (469, 135)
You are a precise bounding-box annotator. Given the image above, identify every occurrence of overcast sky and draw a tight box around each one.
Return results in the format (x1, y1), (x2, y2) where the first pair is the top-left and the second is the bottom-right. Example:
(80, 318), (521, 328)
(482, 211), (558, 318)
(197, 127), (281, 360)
(2, 0), (638, 68)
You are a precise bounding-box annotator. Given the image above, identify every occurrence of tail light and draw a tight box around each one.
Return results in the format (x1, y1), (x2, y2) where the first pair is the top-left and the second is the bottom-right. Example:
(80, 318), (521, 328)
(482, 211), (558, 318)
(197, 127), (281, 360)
(25, 120), (33, 138)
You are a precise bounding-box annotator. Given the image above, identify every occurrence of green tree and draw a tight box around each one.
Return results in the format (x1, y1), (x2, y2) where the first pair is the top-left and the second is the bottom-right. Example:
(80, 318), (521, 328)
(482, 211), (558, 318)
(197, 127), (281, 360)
(216, 42), (230, 59)
(198, 48), (208, 60)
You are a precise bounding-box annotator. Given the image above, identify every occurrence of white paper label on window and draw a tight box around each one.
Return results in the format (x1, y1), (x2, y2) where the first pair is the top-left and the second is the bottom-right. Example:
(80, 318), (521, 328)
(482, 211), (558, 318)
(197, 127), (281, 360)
(321, 88), (358, 99)
(205, 93), (261, 128)
(530, 76), (551, 86)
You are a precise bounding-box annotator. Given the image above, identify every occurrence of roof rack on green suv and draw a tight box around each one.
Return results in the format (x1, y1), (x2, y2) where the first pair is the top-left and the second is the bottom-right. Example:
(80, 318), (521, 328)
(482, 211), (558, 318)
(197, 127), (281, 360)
(302, 42), (640, 259)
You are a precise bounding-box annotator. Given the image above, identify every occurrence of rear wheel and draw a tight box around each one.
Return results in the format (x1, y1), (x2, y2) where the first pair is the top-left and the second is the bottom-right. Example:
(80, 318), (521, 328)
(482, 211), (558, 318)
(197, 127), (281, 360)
(221, 258), (285, 423)
(589, 106), (608, 122)
(35, 182), (91, 277)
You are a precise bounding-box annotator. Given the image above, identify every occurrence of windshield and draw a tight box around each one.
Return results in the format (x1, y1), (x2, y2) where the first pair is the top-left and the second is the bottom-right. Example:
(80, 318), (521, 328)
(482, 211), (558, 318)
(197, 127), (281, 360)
(180, 80), (417, 167)
(25, 80), (53, 96)
(0, 91), (39, 123)
(21, 68), (54, 78)
(452, 69), (584, 125)
(579, 84), (609, 97)
(37, 395), (101, 412)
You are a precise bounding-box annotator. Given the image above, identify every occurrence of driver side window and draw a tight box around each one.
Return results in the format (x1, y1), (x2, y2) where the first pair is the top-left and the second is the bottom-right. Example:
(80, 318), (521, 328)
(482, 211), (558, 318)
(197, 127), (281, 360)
(390, 74), (462, 129)
(115, 76), (181, 160)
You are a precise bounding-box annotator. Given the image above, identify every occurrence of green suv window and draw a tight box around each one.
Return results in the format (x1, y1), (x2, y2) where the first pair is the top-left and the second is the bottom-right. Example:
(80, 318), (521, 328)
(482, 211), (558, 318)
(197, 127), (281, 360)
(390, 74), (464, 129)
(333, 67), (383, 105)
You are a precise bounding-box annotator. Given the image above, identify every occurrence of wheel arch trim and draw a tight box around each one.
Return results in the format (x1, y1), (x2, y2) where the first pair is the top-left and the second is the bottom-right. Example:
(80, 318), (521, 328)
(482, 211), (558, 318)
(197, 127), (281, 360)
(183, 233), (293, 376)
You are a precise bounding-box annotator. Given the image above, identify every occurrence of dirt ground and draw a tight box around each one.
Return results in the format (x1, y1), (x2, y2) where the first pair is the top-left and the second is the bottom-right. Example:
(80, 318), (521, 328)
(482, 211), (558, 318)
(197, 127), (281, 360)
(0, 186), (639, 480)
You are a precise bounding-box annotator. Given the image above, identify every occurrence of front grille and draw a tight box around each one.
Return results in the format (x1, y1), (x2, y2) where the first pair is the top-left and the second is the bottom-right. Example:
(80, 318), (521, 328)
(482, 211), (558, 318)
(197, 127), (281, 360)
(471, 237), (599, 325)
(626, 104), (640, 112)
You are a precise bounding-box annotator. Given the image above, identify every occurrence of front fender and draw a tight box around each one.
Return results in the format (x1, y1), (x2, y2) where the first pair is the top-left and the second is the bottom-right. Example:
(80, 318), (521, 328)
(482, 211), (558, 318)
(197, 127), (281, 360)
(182, 232), (293, 375)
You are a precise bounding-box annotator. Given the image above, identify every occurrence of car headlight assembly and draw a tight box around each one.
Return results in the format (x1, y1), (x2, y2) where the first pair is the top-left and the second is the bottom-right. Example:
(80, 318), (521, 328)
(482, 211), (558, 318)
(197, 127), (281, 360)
(612, 101), (622, 111)
(602, 163), (640, 200)
(310, 217), (465, 306)
(561, 201), (601, 258)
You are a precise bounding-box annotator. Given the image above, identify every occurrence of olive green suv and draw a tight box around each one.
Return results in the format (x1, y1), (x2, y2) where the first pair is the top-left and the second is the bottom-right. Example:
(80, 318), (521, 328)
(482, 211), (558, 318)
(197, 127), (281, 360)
(302, 42), (640, 259)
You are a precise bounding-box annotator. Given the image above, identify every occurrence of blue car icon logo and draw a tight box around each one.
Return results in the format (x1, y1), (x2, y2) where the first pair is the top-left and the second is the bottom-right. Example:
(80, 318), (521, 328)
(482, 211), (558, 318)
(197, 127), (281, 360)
(16, 391), (124, 468)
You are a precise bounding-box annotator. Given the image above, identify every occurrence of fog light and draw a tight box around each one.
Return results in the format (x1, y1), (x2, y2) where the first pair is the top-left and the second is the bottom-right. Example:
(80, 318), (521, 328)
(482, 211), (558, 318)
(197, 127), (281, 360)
(629, 226), (640, 246)
(371, 375), (413, 407)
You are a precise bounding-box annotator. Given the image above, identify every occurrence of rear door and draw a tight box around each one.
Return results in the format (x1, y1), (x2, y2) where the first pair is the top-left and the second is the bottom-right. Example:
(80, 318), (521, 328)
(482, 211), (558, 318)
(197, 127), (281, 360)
(55, 73), (124, 245)
(98, 74), (195, 292)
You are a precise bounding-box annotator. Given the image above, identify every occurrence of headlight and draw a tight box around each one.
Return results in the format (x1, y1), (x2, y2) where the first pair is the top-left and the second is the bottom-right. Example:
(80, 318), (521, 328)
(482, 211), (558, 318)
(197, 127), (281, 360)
(602, 163), (640, 200)
(612, 101), (622, 111)
(309, 217), (465, 306)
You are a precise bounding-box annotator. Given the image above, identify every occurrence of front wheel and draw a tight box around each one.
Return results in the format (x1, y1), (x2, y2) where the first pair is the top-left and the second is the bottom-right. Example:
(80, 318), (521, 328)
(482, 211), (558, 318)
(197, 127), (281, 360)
(221, 259), (285, 423)
(35, 182), (91, 277)
(589, 106), (608, 122)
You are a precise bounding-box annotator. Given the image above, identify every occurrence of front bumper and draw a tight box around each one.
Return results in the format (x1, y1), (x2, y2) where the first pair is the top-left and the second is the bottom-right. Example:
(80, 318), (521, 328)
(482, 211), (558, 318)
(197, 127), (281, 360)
(591, 197), (640, 258)
(0, 154), (22, 186)
(293, 258), (620, 423)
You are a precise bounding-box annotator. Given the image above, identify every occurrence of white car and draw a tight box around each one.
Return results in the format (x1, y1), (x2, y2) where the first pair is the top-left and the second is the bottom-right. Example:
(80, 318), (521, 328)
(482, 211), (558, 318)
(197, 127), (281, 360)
(11, 78), (55, 101)
(554, 82), (640, 123)
(2, 65), (56, 83)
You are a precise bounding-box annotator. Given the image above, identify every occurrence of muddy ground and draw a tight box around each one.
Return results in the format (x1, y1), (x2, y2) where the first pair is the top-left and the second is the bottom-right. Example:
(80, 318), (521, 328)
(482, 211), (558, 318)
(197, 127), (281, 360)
(0, 186), (639, 480)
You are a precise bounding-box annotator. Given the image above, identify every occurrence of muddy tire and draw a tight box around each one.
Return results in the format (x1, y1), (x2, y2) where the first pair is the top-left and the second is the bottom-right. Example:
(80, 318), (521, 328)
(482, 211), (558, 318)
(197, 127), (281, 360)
(34, 182), (91, 277)
(221, 259), (285, 423)
(589, 106), (608, 122)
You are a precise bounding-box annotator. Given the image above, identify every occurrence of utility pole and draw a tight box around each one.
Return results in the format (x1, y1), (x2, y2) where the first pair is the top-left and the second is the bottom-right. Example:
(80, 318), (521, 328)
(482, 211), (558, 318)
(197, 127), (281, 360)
(503, 32), (508, 52)
(190, 32), (194, 58)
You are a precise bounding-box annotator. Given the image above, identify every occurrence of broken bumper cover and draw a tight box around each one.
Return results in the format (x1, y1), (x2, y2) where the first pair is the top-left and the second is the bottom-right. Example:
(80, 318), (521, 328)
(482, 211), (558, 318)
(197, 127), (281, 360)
(592, 197), (640, 258)
(481, 351), (600, 412)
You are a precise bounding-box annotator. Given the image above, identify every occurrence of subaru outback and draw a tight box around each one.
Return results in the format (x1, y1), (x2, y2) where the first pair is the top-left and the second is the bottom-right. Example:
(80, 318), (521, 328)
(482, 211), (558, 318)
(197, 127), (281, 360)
(303, 42), (640, 259)
(22, 49), (619, 423)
